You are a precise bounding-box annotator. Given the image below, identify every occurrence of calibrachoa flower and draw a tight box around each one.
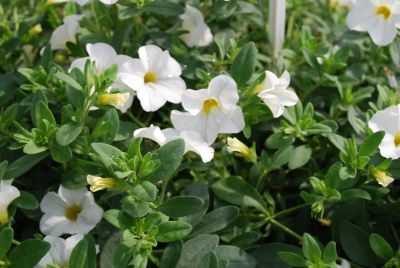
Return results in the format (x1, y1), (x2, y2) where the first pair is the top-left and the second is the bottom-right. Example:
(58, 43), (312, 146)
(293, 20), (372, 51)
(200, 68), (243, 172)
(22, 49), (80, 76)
(40, 185), (103, 236)
(371, 169), (395, 187)
(368, 104), (400, 159)
(120, 45), (186, 112)
(134, 125), (214, 162)
(346, 0), (400, 46)
(50, 15), (82, 51)
(70, 43), (128, 74)
(87, 175), (118, 192)
(256, 70), (298, 118)
(0, 179), (20, 225)
(180, 5), (213, 47)
(171, 75), (245, 144)
(36, 234), (83, 268)
(47, 0), (118, 5)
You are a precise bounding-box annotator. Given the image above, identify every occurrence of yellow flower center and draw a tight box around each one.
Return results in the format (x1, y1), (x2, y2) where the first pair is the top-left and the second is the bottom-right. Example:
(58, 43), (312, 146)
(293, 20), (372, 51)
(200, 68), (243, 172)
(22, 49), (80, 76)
(394, 132), (400, 146)
(65, 205), (82, 221)
(0, 207), (9, 224)
(99, 93), (129, 106)
(144, 71), (157, 84)
(202, 98), (220, 114)
(375, 5), (391, 20)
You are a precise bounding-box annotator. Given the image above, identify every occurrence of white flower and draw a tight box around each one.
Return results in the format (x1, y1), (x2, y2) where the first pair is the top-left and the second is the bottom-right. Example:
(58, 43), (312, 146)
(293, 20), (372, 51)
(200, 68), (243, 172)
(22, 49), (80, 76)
(134, 125), (214, 162)
(48, 0), (118, 5)
(368, 104), (400, 159)
(36, 234), (83, 268)
(257, 70), (298, 118)
(346, 0), (400, 46)
(180, 5), (213, 47)
(0, 179), (20, 225)
(170, 75), (245, 144)
(336, 259), (351, 268)
(70, 43), (128, 74)
(269, 0), (286, 57)
(39, 185), (103, 236)
(50, 15), (82, 51)
(119, 45), (186, 112)
(98, 92), (133, 113)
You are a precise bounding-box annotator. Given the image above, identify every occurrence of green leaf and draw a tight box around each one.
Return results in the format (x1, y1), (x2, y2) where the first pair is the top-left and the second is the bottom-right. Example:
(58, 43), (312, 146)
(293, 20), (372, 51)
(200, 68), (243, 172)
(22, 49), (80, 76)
(35, 101), (56, 130)
(288, 145), (312, 170)
(92, 109), (119, 143)
(156, 221), (193, 242)
(15, 191), (38, 210)
(55, 71), (83, 90)
(4, 151), (48, 179)
(176, 234), (219, 268)
(50, 142), (72, 163)
(211, 177), (268, 213)
(69, 238), (88, 268)
(146, 139), (185, 183)
(158, 196), (204, 217)
(369, 233), (394, 261)
(198, 251), (219, 268)
(9, 239), (50, 268)
(142, 0), (184, 16)
(132, 181), (158, 202)
(340, 189), (371, 201)
(216, 245), (256, 268)
(190, 206), (239, 237)
(278, 252), (307, 267)
(322, 241), (337, 263)
(103, 209), (134, 229)
(325, 162), (342, 189)
(100, 232), (122, 268)
(231, 42), (257, 86)
(0, 227), (13, 259)
(269, 145), (295, 170)
(327, 134), (346, 152)
(121, 196), (151, 218)
(302, 233), (321, 262)
(56, 123), (84, 146)
(249, 243), (302, 268)
(160, 241), (183, 268)
(214, 29), (235, 59)
(91, 142), (125, 168)
(340, 221), (376, 267)
(23, 140), (47, 154)
(359, 131), (385, 157)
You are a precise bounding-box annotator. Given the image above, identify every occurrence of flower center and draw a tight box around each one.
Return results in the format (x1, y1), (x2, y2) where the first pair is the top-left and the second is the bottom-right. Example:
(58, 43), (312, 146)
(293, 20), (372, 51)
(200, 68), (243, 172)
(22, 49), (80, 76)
(375, 5), (391, 20)
(394, 132), (400, 146)
(144, 71), (157, 84)
(202, 98), (220, 114)
(65, 205), (82, 221)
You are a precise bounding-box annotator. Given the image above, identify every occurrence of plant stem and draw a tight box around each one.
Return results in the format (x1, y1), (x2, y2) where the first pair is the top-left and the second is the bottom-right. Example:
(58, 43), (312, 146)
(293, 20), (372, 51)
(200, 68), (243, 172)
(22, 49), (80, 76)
(269, 218), (302, 241)
(272, 203), (308, 219)
(12, 239), (21, 245)
(127, 111), (145, 127)
(159, 179), (168, 204)
(149, 254), (160, 266)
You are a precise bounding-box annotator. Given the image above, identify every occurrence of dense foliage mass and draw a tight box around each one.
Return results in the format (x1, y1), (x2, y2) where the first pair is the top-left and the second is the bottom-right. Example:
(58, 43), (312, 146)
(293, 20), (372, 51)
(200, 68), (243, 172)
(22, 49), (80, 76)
(1, 0), (400, 267)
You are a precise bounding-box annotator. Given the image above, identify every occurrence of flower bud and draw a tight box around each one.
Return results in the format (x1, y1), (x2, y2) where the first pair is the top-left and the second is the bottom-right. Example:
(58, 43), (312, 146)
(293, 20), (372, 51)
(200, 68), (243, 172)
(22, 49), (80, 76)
(227, 137), (257, 163)
(371, 169), (394, 187)
(87, 175), (118, 192)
